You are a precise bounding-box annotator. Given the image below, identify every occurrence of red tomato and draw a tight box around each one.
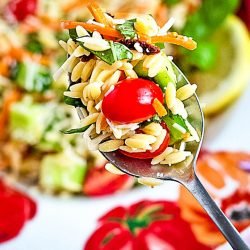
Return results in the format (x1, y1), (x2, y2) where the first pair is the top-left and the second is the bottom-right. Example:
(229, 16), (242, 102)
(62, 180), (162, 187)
(120, 123), (170, 159)
(0, 179), (37, 243)
(102, 78), (163, 124)
(84, 200), (211, 250)
(83, 165), (135, 196)
(6, 0), (37, 22)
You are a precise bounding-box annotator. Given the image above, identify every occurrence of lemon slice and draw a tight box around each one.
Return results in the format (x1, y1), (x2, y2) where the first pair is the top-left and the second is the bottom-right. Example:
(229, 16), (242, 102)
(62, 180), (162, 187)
(189, 16), (250, 116)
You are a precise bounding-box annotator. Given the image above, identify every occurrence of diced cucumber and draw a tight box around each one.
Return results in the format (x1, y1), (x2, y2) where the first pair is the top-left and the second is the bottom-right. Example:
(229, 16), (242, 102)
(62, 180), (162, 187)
(40, 150), (87, 192)
(10, 97), (55, 145)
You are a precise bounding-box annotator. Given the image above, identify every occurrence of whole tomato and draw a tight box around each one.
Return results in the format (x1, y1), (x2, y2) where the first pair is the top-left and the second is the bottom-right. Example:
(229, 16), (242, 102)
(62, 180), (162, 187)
(179, 151), (250, 247)
(83, 165), (135, 196)
(0, 179), (37, 243)
(84, 200), (211, 250)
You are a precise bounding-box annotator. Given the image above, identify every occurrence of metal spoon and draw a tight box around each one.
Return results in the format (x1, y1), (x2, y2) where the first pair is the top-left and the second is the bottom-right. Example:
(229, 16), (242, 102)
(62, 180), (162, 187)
(72, 62), (249, 250)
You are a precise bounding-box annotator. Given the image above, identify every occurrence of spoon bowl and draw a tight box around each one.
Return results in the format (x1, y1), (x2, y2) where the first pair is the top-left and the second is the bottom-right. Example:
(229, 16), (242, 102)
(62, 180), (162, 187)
(101, 62), (203, 183)
(72, 61), (249, 250)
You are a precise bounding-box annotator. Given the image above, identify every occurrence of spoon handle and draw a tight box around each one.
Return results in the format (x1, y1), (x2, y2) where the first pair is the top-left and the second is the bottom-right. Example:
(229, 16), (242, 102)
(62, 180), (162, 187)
(183, 174), (249, 250)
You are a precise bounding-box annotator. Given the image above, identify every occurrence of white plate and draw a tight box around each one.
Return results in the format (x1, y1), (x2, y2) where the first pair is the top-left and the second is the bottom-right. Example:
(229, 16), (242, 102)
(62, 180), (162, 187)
(1, 84), (250, 250)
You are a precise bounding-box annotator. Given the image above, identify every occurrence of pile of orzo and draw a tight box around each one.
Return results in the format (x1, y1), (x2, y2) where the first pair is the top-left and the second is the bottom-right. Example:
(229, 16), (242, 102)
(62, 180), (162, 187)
(54, 2), (200, 166)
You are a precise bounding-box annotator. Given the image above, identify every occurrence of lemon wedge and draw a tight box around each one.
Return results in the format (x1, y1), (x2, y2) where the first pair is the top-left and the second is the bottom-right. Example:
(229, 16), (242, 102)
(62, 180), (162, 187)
(189, 16), (250, 116)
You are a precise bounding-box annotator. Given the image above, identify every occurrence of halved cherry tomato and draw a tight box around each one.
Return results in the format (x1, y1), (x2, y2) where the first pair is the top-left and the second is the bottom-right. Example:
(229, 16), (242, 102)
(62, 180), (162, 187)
(120, 123), (170, 159)
(6, 0), (37, 22)
(102, 78), (163, 124)
(83, 165), (135, 196)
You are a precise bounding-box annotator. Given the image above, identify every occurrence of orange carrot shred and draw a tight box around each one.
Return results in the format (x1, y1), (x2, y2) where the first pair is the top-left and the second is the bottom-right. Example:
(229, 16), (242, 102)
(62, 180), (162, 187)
(150, 32), (197, 50)
(152, 98), (168, 117)
(61, 21), (122, 39)
(0, 89), (21, 134)
(87, 1), (111, 27)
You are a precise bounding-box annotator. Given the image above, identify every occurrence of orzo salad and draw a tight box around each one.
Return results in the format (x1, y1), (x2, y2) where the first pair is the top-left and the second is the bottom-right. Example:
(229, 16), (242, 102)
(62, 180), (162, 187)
(55, 2), (200, 167)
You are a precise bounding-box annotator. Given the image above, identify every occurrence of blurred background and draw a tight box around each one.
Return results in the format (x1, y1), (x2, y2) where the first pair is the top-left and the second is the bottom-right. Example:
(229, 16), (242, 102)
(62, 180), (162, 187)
(0, 0), (249, 249)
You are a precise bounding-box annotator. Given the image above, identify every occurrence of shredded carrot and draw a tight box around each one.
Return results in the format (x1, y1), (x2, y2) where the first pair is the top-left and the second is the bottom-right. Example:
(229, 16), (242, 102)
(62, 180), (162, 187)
(0, 89), (22, 133)
(0, 56), (12, 77)
(150, 32), (197, 50)
(0, 63), (9, 77)
(87, 1), (111, 27)
(61, 21), (122, 39)
(9, 48), (50, 66)
(152, 98), (168, 117)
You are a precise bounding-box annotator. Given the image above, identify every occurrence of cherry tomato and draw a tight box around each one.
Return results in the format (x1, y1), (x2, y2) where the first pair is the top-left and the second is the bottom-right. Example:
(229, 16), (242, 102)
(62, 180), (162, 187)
(6, 0), (37, 22)
(102, 78), (163, 124)
(83, 165), (134, 196)
(120, 123), (170, 159)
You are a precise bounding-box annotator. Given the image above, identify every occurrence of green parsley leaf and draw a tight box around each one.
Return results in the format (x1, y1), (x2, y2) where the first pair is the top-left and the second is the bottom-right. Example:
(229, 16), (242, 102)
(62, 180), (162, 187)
(69, 28), (79, 40)
(116, 19), (137, 39)
(69, 28), (133, 65)
(61, 125), (90, 134)
(83, 42), (132, 65)
(163, 114), (189, 145)
(25, 33), (43, 54)
(64, 95), (85, 108)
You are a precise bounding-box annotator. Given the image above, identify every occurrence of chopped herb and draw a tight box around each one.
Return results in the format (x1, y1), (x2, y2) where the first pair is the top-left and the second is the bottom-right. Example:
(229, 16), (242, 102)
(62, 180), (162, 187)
(172, 115), (189, 131)
(69, 28), (80, 40)
(69, 28), (133, 65)
(109, 41), (117, 62)
(78, 40), (133, 65)
(116, 19), (137, 39)
(25, 33), (43, 54)
(64, 95), (85, 108)
(61, 125), (90, 134)
(163, 114), (189, 144)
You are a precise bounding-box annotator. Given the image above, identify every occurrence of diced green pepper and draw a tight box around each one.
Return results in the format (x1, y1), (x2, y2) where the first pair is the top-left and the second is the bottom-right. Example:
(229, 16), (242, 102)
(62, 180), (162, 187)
(133, 56), (176, 90)
(163, 114), (189, 145)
